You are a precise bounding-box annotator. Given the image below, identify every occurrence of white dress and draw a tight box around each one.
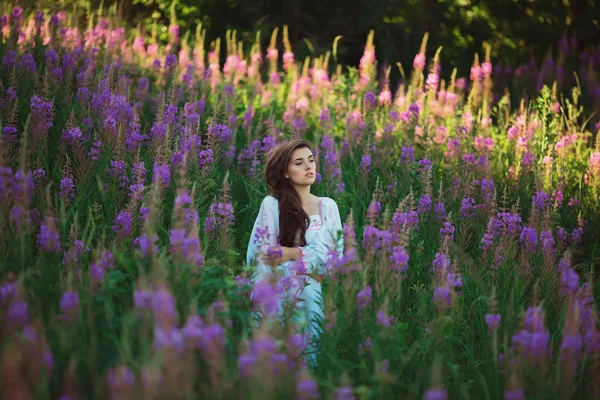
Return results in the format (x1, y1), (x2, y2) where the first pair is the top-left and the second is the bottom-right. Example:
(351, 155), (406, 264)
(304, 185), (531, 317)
(246, 195), (344, 346)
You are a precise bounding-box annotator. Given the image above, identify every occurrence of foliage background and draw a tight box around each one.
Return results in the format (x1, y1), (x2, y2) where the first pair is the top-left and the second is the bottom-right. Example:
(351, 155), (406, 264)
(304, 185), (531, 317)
(4, 0), (600, 90)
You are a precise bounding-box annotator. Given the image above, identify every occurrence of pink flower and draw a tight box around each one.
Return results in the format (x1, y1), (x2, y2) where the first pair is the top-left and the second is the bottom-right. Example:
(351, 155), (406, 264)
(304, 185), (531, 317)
(413, 53), (426, 71)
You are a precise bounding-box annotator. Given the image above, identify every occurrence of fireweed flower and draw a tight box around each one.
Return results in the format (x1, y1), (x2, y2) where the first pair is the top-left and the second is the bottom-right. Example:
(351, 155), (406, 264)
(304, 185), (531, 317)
(401, 146), (415, 163)
(198, 148), (214, 173)
(480, 179), (495, 204)
(334, 386), (355, 400)
(296, 376), (320, 400)
(532, 191), (549, 212)
(505, 389), (525, 400)
(203, 199), (234, 239)
(62, 239), (89, 267)
(418, 159), (432, 178)
(431, 252), (450, 275)
(424, 387), (448, 400)
(571, 226), (583, 245)
(440, 220), (455, 243)
(511, 306), (551, 364)
(413, 53), (426, 71)
(389, 246), (409, 273)
(6, 299), (29, 328)
(59, 175), (75, 203)
(133, 233), (159, 258)
(366, 200), (382, 220)
(109, 160), (130, 190)
(434, 202), (446, 222)
(252, 280), (281, 317)
(357, 286), (373, 316)
(426, 73), (439, 92)
(433, 285), (452, 310)
(107, 365), (135, 393)
(485, 314), (501, 330)
(152, 163), (171, 189)
(153, 325), (184, 352)
(360, 154), (371, 173)
(377, 309), (395, 327)
(59, 291), (80, 321)
(540, 230), (555, 258)
(112, 211), (132, 238)
(363, 91), (376, 109)
(519, 227), (538, 252)
(392, 210), (419, 232)
(37, 215), (61, 252)
(0, 282), (18, 305)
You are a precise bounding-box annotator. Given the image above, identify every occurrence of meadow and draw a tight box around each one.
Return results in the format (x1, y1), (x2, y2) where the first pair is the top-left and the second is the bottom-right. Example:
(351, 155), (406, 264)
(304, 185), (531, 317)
(1, 6), (600, 399)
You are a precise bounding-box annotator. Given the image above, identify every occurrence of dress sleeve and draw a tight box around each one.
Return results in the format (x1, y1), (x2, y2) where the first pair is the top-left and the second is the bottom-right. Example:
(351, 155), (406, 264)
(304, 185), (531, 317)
(246, 196), (279, 268)
(299, 199), (344, 274)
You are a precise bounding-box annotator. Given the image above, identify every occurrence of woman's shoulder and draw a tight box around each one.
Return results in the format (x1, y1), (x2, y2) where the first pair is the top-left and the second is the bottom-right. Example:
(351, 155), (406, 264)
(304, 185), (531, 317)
(319, 196), (340, 213)
(262, 195), (279, 207)
(319, 196), (338, 206)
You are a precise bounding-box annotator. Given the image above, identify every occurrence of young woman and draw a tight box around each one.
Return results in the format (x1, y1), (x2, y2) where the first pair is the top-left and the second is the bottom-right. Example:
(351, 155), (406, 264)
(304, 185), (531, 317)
(246, 139), (344, 357)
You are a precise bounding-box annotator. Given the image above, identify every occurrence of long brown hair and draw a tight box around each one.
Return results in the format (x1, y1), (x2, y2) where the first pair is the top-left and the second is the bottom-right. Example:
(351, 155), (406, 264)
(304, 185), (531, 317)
(264, 139), (314, 247)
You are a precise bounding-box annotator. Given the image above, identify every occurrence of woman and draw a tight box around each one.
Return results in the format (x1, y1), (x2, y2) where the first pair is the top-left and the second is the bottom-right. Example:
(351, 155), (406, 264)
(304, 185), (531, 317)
(246, 139), (344, 358)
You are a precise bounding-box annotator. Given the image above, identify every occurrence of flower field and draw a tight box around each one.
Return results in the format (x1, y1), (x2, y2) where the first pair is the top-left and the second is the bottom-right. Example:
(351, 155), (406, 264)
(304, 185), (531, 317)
(1, 6), (600, 400)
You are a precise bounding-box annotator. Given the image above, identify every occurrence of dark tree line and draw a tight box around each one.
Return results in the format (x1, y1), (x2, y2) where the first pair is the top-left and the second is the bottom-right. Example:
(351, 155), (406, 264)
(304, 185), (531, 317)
(5, 0), (600, 84)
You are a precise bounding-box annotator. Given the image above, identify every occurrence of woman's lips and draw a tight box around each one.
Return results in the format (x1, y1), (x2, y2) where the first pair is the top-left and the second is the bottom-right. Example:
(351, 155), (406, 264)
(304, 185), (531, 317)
(305, 173), (314, 177)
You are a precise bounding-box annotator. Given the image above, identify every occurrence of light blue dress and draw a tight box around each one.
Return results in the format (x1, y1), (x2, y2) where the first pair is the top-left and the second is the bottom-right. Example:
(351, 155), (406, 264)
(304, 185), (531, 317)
(246, 195), (344, 357)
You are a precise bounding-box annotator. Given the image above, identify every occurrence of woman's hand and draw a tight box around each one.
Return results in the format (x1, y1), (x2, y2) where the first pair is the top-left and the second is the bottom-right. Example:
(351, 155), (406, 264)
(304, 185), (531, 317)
(260, 246), (301, 267)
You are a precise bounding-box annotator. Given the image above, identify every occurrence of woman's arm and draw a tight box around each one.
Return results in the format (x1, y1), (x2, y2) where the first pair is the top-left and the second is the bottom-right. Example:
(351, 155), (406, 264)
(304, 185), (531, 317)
(246, 196), (279, 268)
(298, 199), (344, 274)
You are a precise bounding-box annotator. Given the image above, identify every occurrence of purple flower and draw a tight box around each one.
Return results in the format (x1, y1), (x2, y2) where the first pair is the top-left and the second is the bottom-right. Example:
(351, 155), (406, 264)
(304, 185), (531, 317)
(505, 389), (525, 400)
(532, 191), (549, 212)
(334, 386), (355, 400)
(252, 280), (281, 317)
(432, 252), (450, 274)
(377, 309), (391, 327)
(357, 286), (373, 315)
(540, 230), (555, 257)
(363, 91), (376, 108)
(107, 366), (135, 392)
(460, 197), (476, 218)
(485, 313), (501, 330)
(433, 285), (452, 310)
(366, 200), (382, 220)
(424, 388), (448, 400)
(109, 160), (129, 189)
(152, 164), (171, 189)
(133, 233), (159, 258)
(59, 291), (80, 321)
(571, 227), (583, 245)
(447, 273), (462, 288)
(37, 216), (61, 252)
(401, 146), (415, 163)
(560, 268), (579, 296)
(389, 246), (409, 273)
(296, 377), (320, 399)
(480, 179), (495, 204)
(434, 202), (446, 221)
(152, 287), (178, 326)
(7, 299), (29, 328)
(440, 221), (455, 242)
(418, 195), (432, 215)
(112, 211), (132, 238)
(59, 176), (75, 202)
(360, 154), (372, 173)
(520, 227), (538, 252)
(392, 210), (419, 232)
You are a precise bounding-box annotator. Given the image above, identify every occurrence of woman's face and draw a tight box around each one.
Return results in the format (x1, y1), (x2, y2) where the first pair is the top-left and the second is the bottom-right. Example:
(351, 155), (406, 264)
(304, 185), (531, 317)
(286, 147), (316, 187)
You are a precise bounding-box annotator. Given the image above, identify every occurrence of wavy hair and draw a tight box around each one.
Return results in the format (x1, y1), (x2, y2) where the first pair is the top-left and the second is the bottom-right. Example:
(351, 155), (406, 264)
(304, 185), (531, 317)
(264, 139), (314, 247)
